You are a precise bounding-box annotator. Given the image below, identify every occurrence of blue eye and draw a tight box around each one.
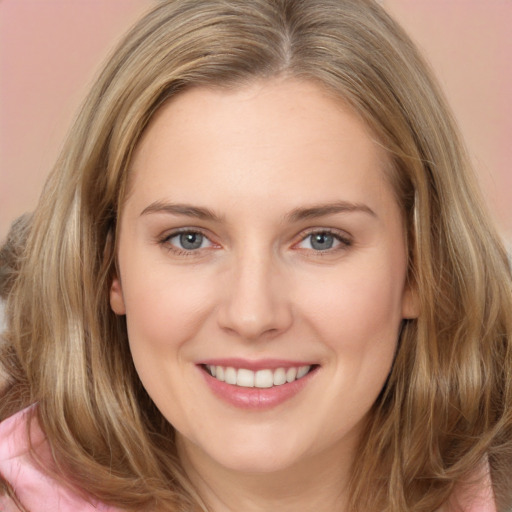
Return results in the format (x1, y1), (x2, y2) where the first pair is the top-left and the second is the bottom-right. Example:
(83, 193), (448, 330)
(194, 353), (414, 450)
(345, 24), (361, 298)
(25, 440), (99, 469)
(309, 233), (335, 250)
(166, 231), (212, 251)
(297, 231), (350, 252)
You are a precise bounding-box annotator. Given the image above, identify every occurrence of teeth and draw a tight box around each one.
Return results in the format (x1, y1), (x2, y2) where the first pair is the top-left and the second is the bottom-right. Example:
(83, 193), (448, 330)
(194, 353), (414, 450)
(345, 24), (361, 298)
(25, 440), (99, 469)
(224, 367), (237, 385)
(273, 368), (286, 386)
(237, 368), (254, 387)
(255, 369), (273, 388)
(286, 367), (297, 383)
(206, 364), (312, 388)
(297, 366), (310, 379)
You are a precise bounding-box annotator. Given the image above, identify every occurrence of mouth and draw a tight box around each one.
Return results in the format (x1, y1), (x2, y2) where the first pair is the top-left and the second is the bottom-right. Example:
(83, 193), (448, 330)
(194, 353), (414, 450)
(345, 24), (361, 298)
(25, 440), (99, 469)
(201, 364), (318, 389)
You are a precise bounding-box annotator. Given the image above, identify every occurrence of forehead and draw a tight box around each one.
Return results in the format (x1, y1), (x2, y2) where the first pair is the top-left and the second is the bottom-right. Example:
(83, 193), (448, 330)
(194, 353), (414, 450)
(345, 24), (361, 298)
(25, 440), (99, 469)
(124, 79), (395, 215)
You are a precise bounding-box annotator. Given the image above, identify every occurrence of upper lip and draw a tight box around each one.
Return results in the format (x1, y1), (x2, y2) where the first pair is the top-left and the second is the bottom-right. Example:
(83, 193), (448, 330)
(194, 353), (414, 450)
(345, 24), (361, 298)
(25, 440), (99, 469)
(198, 358), (317, 371)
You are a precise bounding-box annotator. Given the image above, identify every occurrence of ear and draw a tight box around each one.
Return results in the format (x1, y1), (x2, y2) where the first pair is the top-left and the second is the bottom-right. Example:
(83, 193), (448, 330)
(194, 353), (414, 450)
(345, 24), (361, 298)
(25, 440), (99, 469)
(401, 282), (419, 319)
(110, 274), (126, 315)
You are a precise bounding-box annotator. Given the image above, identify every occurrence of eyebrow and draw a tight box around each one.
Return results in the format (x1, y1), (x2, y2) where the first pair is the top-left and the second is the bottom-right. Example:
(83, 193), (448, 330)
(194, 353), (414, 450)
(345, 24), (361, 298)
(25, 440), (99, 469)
(285, 201), (377, 222)
(140, 201), (222, 221)
(140, 200), (376, 223)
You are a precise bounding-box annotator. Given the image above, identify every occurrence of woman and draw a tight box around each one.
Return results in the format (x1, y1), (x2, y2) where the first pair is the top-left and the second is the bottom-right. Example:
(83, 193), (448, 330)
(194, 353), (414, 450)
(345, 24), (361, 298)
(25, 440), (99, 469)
(1, 0), (511, 511)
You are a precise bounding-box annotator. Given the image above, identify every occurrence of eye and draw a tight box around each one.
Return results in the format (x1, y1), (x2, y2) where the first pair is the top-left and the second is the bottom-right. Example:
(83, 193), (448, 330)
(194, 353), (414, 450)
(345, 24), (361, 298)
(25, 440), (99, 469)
(296, 230), (351, 252)
(164, 231), (214, 251)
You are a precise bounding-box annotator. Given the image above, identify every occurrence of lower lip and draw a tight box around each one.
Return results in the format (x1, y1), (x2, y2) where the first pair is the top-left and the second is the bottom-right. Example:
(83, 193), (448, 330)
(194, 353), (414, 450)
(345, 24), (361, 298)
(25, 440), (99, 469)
(199, 366), (317, 410)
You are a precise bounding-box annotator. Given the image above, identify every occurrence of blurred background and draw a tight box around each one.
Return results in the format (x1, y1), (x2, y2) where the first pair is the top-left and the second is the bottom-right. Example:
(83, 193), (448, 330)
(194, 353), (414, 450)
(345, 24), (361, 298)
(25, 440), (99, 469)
(1, 0), (511, 246)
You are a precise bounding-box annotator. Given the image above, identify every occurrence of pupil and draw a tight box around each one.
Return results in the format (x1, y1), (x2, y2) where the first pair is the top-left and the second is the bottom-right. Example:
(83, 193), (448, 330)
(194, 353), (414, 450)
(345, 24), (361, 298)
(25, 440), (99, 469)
(180, 232), (203, 250)
(311, 233), (333, 250)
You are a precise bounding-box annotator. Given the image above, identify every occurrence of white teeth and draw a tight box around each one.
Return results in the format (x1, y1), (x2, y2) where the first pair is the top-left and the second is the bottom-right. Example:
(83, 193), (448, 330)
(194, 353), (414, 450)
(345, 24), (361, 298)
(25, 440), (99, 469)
(206, 364), (312, 388)
(297, 365), (310, 379)
(286, 367), (297, 383)
(273, 368), (287, 386)
(255, 369), (274, 388)
(224, 367), (237, 385)
(237, 368), (255, 387)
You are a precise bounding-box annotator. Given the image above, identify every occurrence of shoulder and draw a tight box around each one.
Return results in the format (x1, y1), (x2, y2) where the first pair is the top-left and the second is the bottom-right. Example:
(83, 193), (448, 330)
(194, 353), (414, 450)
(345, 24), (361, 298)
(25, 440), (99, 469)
(438, 459), (497, 512)
(0, 406), (120, 512)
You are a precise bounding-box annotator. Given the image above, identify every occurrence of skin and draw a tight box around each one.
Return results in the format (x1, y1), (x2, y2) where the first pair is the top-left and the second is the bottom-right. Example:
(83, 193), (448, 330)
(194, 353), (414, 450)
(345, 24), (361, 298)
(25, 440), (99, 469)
(110, 78), (418, 511)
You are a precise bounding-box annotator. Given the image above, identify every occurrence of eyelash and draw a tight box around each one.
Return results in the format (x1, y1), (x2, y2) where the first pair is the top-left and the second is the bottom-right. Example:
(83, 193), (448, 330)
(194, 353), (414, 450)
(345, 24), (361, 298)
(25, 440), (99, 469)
(158, 228), (215, 256)
(158, 228), (352, 256)
(295, 228), (352, 254)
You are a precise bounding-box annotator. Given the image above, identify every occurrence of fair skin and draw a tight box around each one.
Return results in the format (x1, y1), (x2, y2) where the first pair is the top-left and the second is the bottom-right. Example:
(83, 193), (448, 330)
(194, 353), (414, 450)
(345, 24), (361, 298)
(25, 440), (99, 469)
(110, 78), (418, 512)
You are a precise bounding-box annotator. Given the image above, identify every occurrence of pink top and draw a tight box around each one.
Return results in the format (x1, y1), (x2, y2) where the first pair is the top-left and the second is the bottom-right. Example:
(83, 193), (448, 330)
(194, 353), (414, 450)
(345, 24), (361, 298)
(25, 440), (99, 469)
(0, 406), (120, 512)
(0, 406), (497, 511)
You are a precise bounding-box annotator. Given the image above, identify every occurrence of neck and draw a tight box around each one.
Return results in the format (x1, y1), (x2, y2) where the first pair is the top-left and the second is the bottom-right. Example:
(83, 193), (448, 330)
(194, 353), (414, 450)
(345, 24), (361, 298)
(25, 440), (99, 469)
(177, 435), (355, 512)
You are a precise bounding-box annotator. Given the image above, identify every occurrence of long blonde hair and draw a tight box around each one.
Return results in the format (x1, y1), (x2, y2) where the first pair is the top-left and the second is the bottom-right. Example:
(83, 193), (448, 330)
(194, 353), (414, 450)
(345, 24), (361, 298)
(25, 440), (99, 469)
(1, 0), (511, 510)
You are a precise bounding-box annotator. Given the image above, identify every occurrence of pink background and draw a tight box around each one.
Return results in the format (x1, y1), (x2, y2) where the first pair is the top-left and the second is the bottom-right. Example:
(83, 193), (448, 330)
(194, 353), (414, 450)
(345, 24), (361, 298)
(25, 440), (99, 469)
(1, 0), (511, 244)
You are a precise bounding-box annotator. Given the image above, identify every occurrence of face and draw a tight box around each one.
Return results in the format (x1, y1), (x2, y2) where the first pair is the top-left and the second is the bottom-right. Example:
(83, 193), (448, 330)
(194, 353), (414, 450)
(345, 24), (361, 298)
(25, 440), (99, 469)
(110, 79), (418, 476)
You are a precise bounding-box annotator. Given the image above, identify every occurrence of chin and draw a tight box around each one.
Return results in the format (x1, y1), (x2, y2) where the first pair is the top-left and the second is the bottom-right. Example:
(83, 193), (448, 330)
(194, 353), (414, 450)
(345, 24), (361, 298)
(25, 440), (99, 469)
(187, 430), (308, 475)
(214, 450), (302, 474)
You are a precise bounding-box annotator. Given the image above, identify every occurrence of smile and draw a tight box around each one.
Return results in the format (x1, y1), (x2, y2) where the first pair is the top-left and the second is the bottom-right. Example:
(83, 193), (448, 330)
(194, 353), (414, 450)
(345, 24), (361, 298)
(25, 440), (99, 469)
(199, 360), (319, 409)
(204, 364), (313, 388)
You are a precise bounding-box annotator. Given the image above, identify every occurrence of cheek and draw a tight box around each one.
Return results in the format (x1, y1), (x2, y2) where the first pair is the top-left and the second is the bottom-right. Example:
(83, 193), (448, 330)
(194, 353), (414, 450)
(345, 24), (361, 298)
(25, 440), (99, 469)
(298, 259), (405, 425)
(121, 266), (217, 356)
(120, 268), (218, 429)
(298, 259), (406, 352)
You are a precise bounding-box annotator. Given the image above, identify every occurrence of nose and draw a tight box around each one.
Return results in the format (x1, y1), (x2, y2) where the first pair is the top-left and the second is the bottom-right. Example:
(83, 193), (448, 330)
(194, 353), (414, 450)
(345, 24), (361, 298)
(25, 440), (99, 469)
(217, 250), (293, 341)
